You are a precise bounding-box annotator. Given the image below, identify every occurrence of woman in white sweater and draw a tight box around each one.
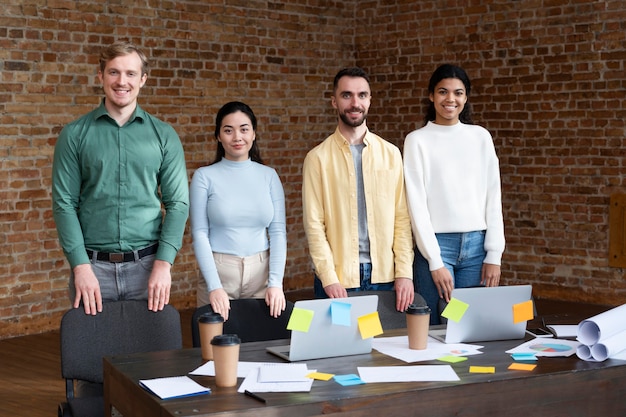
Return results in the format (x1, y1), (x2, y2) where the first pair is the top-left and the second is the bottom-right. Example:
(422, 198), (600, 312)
(403, 64), (505, 324)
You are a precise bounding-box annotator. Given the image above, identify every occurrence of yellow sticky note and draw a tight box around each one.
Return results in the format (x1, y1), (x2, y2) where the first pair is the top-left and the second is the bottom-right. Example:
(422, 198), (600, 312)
(469, 366), (495, 374)
(508, 363), (537, 371)
(441, 298), (469, 323)
(512, 299), (534, 324)
(307, 372), (335, 381)
(357, 311), (383, 339)
(286, 307), (314, 332)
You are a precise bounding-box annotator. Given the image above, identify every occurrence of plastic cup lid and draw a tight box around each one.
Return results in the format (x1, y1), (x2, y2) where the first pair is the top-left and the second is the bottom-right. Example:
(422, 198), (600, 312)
(198, 312), (224, 324)
(210, 334), (241, 346)
(406, 304), (431, 315)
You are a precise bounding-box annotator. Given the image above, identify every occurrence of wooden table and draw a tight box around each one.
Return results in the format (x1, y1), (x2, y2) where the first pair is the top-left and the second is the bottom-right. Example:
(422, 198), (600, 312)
(103, 328), (626, 417)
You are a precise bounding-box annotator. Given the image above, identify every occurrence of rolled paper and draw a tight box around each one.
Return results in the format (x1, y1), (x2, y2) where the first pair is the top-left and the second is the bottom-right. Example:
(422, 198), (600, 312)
(577, 303), (626, 346)
(576, 344), (593, 361)
(590, 329), (626, 362)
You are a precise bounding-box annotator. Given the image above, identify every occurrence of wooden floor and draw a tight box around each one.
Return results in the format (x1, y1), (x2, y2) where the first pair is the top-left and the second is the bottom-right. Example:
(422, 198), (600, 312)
(0, 296), (611, 417)
(0, 309), (196, 417)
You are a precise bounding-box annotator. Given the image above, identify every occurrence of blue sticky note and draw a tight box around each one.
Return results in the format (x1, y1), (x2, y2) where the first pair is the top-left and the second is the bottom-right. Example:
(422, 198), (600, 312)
(511, 353), (537, 361)
(333, 374), (365, 386)
(330, 301), (352, 327)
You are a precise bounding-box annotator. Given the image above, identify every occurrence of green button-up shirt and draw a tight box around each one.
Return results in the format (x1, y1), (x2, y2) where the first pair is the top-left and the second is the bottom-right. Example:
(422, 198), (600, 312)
(52, 100), (189, 268)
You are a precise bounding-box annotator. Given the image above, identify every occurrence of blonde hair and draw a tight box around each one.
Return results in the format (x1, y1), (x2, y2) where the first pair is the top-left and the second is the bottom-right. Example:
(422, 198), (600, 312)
(99, 41), (149, 75)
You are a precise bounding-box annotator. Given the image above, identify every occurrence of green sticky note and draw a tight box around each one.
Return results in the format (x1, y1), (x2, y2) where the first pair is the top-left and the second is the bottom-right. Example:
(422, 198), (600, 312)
(357, 311), (383, 339)
(441, 298), (469, 323)
(286, 307), (314, 332)
(438, 355), (468, 363)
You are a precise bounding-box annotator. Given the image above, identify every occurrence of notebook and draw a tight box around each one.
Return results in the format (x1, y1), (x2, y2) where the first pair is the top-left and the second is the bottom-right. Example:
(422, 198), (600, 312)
(429, 285), (533, 343)
(266, 295), (378, 362)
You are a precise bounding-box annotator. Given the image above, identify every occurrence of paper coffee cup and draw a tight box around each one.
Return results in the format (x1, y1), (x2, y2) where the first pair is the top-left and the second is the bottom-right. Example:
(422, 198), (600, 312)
(198, 312), (224, 361)
(211, 334), (241, 387)
(406, 304), (431, 350)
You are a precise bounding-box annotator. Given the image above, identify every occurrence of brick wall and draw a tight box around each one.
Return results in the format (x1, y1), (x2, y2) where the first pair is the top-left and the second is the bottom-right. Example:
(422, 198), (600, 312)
(0, 0), (353, 338)
(354, 1), (626, 304)
(1, 0), (624, 339)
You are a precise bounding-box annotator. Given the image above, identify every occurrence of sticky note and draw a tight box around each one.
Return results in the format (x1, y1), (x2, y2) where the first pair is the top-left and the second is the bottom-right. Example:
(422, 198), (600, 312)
(307, 372), (334, 381)
(508, 363), (537, 371)
(437, 355), (468, 363)
(357, 311), (383, 339)
(286, 307), (314, 332)
(512, 299), (534, 324)
(333, 374), (365, 386)
(469, 366), (495, 374)
(441, 298), (469, 322)
(330, 301), (352, 326)
(511, 353), (537, 361)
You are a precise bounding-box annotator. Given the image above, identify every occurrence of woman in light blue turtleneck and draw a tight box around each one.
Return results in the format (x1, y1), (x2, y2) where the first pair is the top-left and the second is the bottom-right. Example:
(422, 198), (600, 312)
(190, 102), (287, 320)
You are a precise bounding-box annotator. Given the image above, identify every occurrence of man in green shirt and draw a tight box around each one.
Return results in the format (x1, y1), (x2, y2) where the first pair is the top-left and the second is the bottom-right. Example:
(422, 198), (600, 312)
(52, 41), (189, 316)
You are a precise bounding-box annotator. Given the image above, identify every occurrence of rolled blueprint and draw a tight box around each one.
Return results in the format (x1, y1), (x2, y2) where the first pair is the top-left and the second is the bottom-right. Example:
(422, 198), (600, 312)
(577, 303), (626, 346)
(590, 329), (626, 362)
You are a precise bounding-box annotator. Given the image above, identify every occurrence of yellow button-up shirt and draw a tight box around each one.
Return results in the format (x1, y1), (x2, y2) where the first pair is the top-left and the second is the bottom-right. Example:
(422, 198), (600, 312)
(302, 127), (413, 289)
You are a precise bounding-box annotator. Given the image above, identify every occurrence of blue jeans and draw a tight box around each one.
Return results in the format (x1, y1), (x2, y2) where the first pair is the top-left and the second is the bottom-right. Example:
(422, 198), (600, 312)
(414, 231), (486, 324)
(314, 263), (394, 298)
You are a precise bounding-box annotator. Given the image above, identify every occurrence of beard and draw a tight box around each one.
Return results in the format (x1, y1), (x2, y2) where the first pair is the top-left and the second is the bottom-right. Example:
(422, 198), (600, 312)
(339, 109), (367, 127)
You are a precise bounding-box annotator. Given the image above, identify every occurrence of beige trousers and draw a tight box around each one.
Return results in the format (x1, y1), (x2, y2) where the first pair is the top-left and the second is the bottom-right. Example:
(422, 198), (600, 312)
(197, 250), (269, 306)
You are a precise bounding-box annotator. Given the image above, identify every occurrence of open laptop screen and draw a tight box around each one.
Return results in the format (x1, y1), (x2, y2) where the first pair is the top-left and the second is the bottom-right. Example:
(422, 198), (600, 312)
(429, 285), (533, 343)
(266, 295), (378, 361)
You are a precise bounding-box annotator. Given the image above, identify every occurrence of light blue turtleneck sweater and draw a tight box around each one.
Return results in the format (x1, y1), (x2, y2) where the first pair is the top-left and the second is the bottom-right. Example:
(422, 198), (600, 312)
(190, 158), (286, 292)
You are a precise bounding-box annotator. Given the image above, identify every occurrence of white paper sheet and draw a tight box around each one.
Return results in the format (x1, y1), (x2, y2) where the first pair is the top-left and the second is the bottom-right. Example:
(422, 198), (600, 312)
(506, 338), (579, 357)
(546, 324), (578, 338)
(237, 367), (315, 393)
(372, 335), (483, 363)
(357, 365), (459, 382)
(257, 363), (310, 382)
(189, 361), (273, 378)
(577, 303), (626, 346)
(139, 376), (210, 399)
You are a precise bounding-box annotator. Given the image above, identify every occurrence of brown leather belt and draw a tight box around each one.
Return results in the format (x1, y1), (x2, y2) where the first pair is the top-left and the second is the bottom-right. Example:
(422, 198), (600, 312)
(86, 243), (158, 263)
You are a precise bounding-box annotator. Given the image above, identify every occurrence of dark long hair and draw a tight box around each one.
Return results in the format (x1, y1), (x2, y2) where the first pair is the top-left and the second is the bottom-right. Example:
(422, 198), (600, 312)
(212, 101), (264, 164)
(423, 64), (474, 126)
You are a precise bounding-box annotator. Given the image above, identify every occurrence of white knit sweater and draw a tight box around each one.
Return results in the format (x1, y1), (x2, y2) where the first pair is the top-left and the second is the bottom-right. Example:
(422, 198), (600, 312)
(403, 121), (505, 271)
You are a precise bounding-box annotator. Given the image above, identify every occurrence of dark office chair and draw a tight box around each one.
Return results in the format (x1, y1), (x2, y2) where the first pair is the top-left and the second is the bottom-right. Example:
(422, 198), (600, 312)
(348, 290), (428, 330)
(191, 298), (294, 346)
(58, 300), (183, 417)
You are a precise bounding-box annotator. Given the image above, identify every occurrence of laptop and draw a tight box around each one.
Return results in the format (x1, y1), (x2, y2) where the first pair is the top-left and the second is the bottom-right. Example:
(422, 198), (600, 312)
(429, 285), (533, 343)
(266, 295), (378, 361)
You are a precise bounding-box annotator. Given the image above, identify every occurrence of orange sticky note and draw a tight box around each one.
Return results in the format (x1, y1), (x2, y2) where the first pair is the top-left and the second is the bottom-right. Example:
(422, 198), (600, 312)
(512, 300), (534, 324)
(357, 311), (383, 339)
(508, 363), (537, 371)
(469, 366), (495, 374)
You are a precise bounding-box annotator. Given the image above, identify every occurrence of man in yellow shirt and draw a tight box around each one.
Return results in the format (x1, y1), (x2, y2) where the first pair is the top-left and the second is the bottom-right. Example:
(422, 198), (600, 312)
(302, 67), (414, 312)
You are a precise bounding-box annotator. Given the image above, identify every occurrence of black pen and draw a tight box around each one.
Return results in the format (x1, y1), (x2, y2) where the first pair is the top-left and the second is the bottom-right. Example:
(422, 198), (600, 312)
(244, 390), (266, 404)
